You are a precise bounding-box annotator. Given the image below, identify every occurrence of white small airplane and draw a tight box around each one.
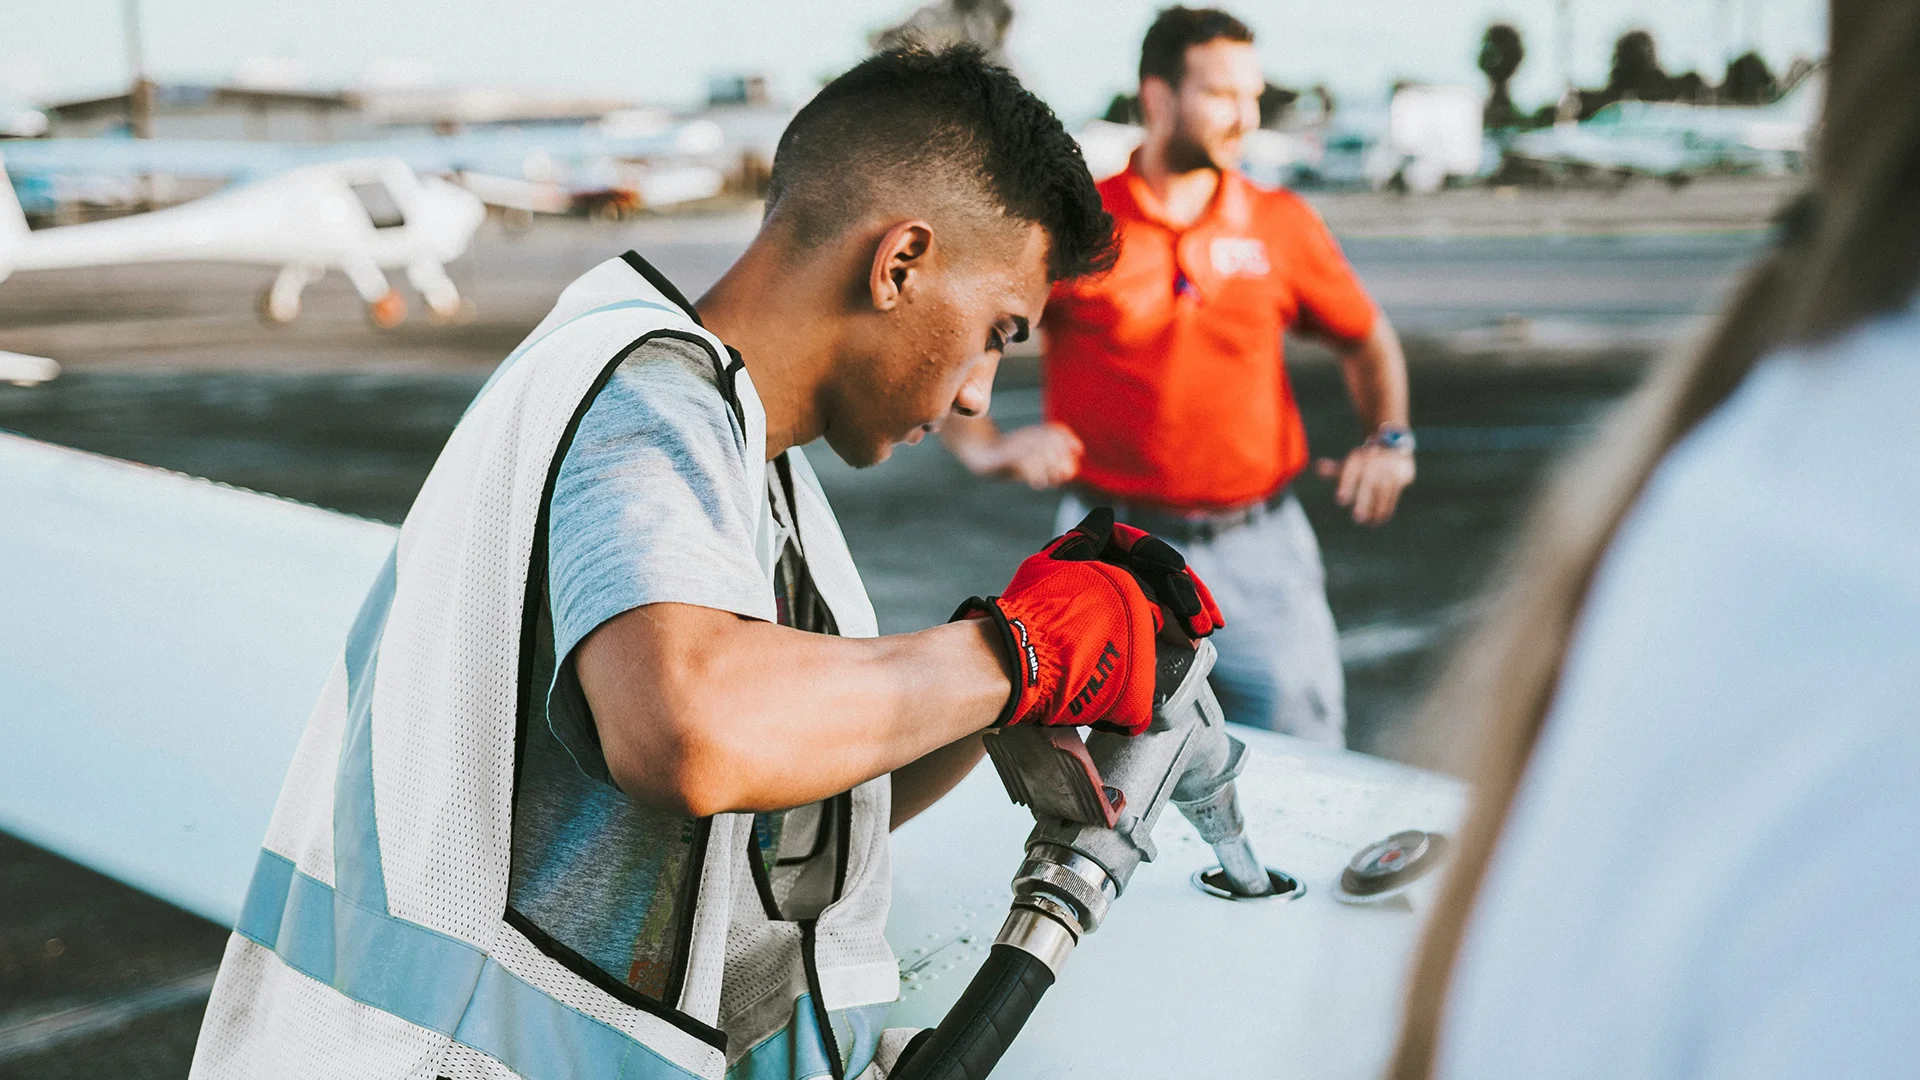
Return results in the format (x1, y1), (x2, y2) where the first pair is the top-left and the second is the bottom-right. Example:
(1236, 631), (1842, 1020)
(0, 153), (486, 327)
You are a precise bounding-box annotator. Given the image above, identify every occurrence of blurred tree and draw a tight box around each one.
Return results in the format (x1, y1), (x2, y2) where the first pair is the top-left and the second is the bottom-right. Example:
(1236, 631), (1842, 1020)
(873, 0), (1015, 62)
(1606, 30), (1669, 101)
(1258, 83), (1300, 128)
(1103, 93), (1141, 125)
(1577, 29), (1709, 117)
(1721, 51), (1778, 104)
(1478, 23), (1526, 128)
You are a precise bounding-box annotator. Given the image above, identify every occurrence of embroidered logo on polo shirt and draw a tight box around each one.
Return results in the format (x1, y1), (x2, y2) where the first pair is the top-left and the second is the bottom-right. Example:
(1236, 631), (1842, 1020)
(1209, 237), (1271, 278)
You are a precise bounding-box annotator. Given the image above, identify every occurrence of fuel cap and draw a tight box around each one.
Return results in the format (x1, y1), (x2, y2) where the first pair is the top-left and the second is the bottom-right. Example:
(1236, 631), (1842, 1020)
(1334, 830), (1449, 905)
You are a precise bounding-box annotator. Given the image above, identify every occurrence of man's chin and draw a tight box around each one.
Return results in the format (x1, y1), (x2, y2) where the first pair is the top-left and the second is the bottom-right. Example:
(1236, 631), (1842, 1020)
(823, 430), (891, 470)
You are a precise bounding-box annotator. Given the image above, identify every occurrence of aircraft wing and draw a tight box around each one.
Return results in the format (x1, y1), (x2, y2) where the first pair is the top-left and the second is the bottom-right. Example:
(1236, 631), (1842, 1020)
(0, 433), (1461, 1075)
(3, 124), (725, 195)
(0, 433), (394, 921)
(0, 138), (309, 183)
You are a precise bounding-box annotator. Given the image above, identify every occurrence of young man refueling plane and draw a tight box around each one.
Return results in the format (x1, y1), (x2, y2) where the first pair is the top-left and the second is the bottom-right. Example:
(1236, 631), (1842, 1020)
(191, 45), (1220, 1080)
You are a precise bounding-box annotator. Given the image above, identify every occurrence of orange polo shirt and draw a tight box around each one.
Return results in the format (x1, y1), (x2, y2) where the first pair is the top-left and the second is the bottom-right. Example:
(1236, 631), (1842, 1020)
(1043, 162), (1377, 510)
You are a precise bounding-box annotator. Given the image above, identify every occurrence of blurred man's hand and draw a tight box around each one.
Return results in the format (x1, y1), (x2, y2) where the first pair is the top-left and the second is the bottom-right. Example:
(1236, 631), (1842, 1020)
(1315, 445), (1414, 526)
(947, 419), (1083, 490)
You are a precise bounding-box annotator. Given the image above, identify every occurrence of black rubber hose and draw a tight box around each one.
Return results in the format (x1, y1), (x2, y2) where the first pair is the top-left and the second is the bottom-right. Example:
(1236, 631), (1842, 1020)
(890, 942), (1057, 1080)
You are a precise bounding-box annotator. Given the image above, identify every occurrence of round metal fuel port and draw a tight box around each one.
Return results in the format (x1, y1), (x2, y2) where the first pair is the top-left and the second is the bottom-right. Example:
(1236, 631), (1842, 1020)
(1191, 866), (1305, 902)
(1333, 830), (1450, 905)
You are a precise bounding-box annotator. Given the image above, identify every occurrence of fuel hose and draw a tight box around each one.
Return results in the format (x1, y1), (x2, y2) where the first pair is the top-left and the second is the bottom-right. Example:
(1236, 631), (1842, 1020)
(888, 942), (1056, 1080)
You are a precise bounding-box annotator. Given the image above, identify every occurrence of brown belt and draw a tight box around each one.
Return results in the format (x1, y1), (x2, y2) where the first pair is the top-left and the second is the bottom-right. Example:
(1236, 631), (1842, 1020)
(1073, 484), (1291, 545)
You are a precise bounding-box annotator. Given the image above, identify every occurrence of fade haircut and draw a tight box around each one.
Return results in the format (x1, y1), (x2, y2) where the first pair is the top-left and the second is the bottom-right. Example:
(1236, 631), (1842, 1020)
(1140, 6), (1254, 88)
(765, 45), (1116, 281)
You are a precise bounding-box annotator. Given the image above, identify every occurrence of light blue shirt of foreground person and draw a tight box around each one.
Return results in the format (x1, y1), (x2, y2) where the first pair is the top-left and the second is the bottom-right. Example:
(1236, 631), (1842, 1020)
(1438, 296), (1920, 1079)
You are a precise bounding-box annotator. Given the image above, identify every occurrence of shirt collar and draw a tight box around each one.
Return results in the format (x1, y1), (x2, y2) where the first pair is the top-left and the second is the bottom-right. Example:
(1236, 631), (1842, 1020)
(1121, 153), (1253, 233)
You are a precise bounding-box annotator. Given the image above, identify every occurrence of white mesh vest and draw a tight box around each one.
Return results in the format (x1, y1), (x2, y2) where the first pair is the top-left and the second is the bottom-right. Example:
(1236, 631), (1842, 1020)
(192, 254), (911, 1080)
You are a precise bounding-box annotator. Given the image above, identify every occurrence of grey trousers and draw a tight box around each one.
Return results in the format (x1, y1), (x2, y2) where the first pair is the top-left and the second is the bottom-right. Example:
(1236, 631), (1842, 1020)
(1056, 491), (1347, 746)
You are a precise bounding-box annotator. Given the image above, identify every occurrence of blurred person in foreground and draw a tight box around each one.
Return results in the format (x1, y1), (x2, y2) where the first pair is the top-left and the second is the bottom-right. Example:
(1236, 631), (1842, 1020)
(1390, 4), (1920, 1076)
(191, 47), (1229, 1080)
(943, 6), (1413, 746)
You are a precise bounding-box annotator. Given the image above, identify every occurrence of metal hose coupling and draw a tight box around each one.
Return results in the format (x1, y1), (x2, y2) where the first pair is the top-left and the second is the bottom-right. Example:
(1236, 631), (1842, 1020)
(996, 843), (1118, 974)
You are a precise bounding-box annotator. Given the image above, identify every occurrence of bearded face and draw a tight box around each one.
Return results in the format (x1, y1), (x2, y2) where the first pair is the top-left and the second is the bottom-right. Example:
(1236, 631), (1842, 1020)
(1144, 39), (1266, 174)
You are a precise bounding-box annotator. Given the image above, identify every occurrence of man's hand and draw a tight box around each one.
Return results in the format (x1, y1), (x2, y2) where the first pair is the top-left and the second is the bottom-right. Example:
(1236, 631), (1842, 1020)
(1311, 313), (1413, 526)
(954, 509), (1221, 737)
(943, 417), (1082, 490)
(1315, 444), (1415, 526)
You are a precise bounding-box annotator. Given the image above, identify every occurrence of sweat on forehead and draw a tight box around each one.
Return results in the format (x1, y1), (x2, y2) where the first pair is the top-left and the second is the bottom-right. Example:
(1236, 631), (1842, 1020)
(763, 44), (1117, 282)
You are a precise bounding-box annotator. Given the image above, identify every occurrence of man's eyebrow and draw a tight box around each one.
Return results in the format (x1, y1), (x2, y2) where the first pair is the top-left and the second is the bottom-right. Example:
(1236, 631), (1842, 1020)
(1010, 316), (1030, 344)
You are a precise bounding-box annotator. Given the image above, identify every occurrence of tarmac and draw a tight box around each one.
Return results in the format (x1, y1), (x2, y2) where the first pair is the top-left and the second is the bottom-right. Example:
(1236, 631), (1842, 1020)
(0, 180), (1783, 1076)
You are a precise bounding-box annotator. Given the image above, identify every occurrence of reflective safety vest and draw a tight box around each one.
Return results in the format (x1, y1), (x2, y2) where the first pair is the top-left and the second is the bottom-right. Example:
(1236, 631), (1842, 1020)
(192, 254), (913, 1080)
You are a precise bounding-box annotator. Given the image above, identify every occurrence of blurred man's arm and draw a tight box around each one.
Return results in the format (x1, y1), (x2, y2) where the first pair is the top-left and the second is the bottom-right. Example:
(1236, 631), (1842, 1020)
(942, 414), (1084, 490)
(1311, 315), (1415, 526)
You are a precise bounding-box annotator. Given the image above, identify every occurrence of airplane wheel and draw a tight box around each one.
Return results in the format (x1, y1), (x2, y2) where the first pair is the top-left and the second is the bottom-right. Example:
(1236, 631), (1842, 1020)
(428, 298), (478, 327)
(258, 286), (300, 325)
(369, 290), (408, 330)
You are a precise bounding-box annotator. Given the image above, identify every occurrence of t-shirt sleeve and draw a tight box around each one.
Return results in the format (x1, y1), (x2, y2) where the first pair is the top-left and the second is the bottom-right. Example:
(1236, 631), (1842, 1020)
(542, 336), (772, 781)
(1279, 197), (1377, 344)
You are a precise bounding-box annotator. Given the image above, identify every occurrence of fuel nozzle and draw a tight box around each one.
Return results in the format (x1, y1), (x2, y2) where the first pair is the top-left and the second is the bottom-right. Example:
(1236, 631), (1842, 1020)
(985, 637), (1284, 969)
(891, 638), (1285, 1080)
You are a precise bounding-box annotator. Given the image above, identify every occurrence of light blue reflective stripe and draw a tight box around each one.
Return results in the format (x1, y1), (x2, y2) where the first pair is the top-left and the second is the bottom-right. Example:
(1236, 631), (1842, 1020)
(334, 547), (396, 912)
(237, 849), (704, 1080)
(838, 1003), (889, 1080)
(467, 298), (684, 416)
(727, 996), (891, 1080)
(295, 290), (722, 1079)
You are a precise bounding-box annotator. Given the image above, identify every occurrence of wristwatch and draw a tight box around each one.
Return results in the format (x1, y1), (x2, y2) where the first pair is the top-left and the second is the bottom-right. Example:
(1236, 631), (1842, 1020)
(1367, 424), (1416, 454)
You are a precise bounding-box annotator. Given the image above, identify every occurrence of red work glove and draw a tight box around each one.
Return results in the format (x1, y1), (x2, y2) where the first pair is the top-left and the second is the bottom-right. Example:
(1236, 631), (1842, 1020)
(952, 509), (1223, 736)
(1089, 510), (1225, 640)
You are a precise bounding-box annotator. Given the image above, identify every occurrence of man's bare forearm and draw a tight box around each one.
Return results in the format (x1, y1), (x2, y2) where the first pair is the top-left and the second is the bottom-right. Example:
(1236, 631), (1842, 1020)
(890, 733), (988, 830)
(1336, 317), (1410, 432)
(575, 603), (1011, 817)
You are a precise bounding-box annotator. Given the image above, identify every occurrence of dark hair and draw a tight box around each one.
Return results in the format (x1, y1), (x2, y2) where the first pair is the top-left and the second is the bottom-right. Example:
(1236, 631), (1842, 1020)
(765, 44), (1116, 282)
(1140, 6), (1254, 88)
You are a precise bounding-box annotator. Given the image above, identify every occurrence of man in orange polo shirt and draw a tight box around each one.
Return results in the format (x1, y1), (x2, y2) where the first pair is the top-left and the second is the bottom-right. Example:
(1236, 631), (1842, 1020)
(944, 6), (1413, 746)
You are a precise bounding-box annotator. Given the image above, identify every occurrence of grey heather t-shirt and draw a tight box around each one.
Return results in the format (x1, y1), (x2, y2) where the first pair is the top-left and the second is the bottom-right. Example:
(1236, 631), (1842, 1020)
(507, 335), (784, 1001)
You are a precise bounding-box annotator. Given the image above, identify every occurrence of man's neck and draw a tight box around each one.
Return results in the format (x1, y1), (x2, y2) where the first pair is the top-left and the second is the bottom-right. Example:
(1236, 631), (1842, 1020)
(695, 240), (837, 461)
(1134, 139), (1219, 229)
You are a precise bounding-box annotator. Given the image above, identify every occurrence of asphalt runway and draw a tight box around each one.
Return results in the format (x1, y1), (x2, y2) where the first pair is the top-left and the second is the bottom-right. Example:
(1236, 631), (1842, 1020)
(0, 203), (1771, 1075)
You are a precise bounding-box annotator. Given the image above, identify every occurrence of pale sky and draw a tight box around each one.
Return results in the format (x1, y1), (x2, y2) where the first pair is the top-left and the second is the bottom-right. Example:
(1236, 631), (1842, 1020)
(3, 0), (1827, 123)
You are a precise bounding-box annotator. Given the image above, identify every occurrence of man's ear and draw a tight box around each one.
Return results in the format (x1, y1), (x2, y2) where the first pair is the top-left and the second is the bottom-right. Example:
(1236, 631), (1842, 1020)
(868, 220), (935, 313)
(1139, 75), (1176, 133)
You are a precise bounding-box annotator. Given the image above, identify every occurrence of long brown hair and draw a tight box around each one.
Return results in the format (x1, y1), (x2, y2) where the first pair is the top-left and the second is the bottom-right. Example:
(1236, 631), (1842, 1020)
(1389, 3), (1920, 1075)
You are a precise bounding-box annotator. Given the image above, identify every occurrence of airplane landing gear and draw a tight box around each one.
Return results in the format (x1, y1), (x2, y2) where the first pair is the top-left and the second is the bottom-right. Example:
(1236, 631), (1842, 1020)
(427, 297), (477, 326)
(368, 290), (409, 330)
(407, 260), (474, 326)
(260, 264), (319, 325)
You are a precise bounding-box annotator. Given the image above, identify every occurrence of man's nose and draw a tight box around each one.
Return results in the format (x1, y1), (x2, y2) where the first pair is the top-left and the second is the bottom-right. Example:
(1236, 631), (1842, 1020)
(1235, 97), (1259, 136)
(952, 354), (999, 418)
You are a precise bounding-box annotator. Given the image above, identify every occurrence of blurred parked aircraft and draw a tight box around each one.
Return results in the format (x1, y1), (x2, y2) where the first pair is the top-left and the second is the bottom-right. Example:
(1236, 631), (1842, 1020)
(1078, 83), (1488, 194)
(1507, 72), (1820, 181)
(0, 154), (485, 327)
(1, 118), (727, 220)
